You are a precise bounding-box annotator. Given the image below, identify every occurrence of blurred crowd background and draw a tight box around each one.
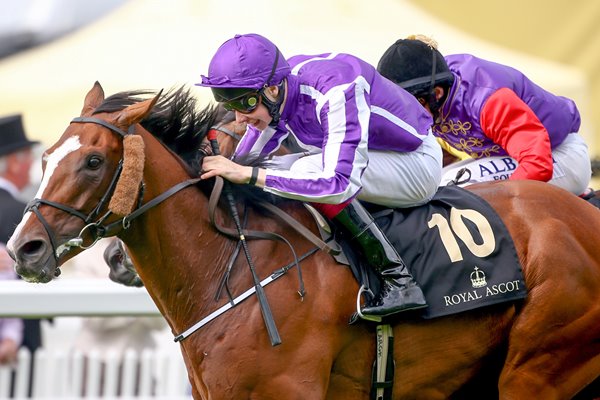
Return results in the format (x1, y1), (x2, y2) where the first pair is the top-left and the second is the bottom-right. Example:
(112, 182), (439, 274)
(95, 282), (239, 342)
(0, 0), (598, 168)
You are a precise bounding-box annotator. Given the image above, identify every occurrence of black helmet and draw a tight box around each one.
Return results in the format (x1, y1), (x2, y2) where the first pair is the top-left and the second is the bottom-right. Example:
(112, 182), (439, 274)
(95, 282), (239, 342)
(377, 35), (454, 98)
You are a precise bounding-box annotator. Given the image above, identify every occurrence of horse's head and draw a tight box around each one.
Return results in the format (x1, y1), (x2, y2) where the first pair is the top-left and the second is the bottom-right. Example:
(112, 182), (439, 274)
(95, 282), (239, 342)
(7, 82), (158, 282)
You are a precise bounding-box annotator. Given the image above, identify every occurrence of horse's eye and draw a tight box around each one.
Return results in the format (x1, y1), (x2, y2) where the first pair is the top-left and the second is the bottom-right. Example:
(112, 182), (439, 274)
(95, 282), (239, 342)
(87, 155), (103, 170)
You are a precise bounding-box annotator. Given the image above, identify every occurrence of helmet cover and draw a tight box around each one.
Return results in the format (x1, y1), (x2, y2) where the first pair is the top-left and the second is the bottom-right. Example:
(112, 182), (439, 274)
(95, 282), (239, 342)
(197, 33), (291, 90)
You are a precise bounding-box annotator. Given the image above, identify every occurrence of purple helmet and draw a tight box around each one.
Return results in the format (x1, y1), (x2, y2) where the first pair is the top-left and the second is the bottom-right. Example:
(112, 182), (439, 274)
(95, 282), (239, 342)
(197, 33), (290, 90)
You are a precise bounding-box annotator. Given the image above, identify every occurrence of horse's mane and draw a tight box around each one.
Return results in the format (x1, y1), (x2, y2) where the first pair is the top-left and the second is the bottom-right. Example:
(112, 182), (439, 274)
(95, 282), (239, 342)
(92, 86), (290, 207)
(93, 86), (228, 173)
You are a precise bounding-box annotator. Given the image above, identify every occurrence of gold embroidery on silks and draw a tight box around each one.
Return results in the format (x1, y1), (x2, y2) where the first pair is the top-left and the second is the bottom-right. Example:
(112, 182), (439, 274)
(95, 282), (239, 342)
(435, 119), (472, 137)
(433, 119), (503, 159)
(475, 144), (502, 158)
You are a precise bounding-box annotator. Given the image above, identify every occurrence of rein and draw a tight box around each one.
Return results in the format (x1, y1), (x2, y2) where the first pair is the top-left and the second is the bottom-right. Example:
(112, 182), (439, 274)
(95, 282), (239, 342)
(30, 117), (336, 263)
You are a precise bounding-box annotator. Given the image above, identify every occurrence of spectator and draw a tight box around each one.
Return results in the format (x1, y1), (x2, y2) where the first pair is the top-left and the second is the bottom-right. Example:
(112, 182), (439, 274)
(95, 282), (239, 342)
(0, 243), (23, 367)
(0, 114), (43, 397)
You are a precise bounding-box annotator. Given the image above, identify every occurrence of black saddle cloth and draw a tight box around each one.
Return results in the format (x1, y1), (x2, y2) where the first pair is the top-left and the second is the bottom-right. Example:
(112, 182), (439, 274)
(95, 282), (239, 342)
(343, 185), (527, 319)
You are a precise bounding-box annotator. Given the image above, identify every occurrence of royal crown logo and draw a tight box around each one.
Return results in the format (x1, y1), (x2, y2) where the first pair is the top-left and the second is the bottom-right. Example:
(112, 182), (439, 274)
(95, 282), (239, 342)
(470, 266), (487, 288)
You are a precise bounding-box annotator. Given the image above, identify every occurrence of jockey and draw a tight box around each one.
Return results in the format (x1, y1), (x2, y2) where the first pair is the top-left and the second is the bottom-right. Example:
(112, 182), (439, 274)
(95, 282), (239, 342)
(377, 35), (592, 195)
(198, 33), (443, 318)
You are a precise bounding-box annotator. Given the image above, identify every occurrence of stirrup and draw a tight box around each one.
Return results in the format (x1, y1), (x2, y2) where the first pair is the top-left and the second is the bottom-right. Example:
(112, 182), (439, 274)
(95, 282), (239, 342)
(356, 285), (382, 323)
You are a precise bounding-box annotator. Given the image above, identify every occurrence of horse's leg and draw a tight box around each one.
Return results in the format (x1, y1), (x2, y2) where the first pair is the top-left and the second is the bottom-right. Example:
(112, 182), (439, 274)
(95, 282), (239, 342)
(389, 307), (513, 399)
(190, 386), (203, 400)
(178, 344), (206, 400)
(498, 225), (600, 399)
(256, 311), (364, 399)
(327, 373), (370, 400)
(190, 299), (344, 399)
(327, 325), (374, 400)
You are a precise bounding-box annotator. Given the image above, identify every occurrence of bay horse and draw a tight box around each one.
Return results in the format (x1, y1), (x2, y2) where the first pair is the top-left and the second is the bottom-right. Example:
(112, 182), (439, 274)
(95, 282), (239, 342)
(7, 82), (600, 399)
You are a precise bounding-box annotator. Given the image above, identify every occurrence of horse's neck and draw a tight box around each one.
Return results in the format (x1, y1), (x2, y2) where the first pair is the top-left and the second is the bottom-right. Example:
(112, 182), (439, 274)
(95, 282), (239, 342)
(121, 133), (232, 330)
(124, 131), (324, 335)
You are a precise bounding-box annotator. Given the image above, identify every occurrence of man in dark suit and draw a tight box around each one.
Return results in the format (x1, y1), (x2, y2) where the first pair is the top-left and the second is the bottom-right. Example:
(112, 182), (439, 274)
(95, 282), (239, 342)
(0, 114), (42, 396)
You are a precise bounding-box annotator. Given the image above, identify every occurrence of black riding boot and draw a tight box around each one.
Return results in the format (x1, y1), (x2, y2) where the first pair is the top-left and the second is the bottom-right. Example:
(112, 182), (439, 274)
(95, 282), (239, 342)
(333, 200), (427, 317)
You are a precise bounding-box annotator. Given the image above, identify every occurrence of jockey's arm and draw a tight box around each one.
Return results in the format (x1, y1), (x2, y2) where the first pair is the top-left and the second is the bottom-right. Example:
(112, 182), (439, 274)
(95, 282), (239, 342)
(480, 87), (553, 181)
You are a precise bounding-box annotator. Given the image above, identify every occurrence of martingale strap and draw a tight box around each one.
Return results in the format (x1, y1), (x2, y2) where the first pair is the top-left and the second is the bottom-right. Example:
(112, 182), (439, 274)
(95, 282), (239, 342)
(175, 174), (342, 342)
(207, 177), (341, 301)
(174, 247), (318, 342)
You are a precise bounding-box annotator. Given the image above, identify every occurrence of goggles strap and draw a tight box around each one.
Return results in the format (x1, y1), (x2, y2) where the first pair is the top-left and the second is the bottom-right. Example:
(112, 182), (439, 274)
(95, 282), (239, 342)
(427, 49), (439, 115)
(264, 48), (280, 87)
(425, 49), (451, 119)
(260, 47), (285, 127)
(262, 80), (286, 127)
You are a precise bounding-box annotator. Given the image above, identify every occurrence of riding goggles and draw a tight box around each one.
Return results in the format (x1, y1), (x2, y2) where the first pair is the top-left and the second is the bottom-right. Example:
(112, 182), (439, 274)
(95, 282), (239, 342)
(211, 87), (262, 114)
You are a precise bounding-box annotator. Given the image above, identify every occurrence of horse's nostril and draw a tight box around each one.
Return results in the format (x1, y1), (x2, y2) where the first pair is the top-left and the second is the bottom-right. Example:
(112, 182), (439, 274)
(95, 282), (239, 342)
(21, 240), (44, 256)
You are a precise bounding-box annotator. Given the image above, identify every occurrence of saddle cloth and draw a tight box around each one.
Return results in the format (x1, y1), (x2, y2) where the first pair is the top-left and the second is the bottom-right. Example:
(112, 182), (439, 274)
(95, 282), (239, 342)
(348, 185), (528, 319)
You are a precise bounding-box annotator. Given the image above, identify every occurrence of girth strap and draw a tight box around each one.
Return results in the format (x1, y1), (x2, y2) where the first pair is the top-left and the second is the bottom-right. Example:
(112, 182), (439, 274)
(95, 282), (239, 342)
(372, 324), (395, 400)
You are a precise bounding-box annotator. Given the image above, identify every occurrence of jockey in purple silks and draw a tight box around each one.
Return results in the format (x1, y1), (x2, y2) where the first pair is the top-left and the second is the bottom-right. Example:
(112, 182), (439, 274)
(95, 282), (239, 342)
(378, 35), (591, 195)
(198, 33), (443, 318)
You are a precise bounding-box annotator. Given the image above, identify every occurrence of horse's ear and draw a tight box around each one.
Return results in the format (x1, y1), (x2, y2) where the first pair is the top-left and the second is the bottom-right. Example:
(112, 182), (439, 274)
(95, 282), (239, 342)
(81, 81), (105, 116)
(117, 90), (162, 127)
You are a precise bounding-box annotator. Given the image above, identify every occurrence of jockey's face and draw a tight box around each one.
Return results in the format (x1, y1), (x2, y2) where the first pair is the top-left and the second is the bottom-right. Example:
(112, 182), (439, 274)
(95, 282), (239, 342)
(234, 102), (272, 131)
(233, 85), (281, 131)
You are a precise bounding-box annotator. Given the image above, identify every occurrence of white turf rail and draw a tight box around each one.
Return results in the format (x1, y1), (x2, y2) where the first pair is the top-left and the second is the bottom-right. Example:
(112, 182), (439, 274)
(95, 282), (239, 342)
(0, 348), (189, 399)
(0, 279), (190, 399)
(0, 279), (160, 317)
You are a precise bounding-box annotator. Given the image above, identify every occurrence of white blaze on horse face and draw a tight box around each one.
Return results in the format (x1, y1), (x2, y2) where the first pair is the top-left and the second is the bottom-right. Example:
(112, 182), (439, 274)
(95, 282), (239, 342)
(7, 136), (82, 252)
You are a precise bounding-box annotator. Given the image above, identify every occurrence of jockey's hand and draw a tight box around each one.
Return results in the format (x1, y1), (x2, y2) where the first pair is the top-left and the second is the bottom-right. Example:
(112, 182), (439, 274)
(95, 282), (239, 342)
(201, 155), (254, 185)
